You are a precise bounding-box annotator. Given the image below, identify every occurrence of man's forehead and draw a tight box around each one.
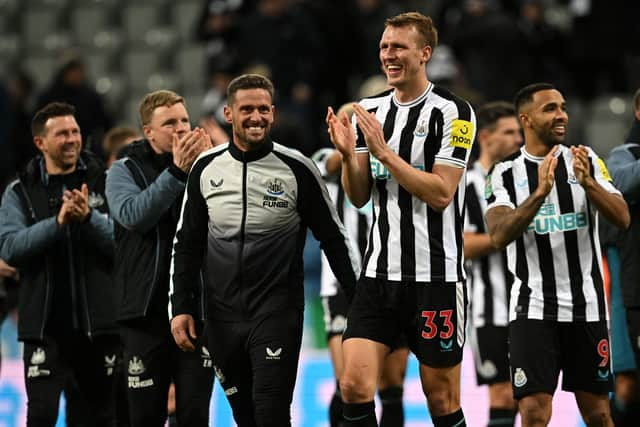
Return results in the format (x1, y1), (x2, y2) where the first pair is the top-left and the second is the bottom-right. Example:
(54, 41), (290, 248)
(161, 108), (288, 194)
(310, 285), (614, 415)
(45, 115), (78, 129)
(234, 88), (272, 104)
(532, 89), (565, 107)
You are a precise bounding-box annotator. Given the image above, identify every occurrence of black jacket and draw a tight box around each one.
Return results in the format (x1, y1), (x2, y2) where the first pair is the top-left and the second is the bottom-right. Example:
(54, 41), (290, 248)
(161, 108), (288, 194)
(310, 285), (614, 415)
(0, 152), (116, 341)
(106, 140), (206, 321)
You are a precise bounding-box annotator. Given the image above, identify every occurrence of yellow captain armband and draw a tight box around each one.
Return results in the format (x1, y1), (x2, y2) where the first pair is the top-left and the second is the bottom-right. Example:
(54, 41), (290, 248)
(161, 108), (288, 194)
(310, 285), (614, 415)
(450, 119), (474, 150)
(596, 158), (612, 181)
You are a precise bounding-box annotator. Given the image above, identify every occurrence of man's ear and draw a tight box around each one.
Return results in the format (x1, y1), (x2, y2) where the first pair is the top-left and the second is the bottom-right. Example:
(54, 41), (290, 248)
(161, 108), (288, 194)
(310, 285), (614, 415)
(142, 124), (152, 140)
(33, 136), (44, 152)
(223, 105), (233, 124)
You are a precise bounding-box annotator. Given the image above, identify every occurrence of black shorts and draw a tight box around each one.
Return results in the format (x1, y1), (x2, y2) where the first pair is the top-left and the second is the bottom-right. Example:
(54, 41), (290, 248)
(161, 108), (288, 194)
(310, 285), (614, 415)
(509, 319), (613, 399)
(343, 277), (466, 368)
(470, 325), (510, 385)
(322, 291), (349, 340)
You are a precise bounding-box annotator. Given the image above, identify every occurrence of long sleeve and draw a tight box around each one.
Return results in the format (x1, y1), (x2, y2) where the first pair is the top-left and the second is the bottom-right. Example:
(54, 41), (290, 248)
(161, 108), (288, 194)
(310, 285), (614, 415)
(607, 144), (640, 205)
(105, 159), (186, 234)
(292, 156), (359, 299)
(169, 158), (209, 318)
(0, 181), (63, 265)
(75, 209), (114, 258)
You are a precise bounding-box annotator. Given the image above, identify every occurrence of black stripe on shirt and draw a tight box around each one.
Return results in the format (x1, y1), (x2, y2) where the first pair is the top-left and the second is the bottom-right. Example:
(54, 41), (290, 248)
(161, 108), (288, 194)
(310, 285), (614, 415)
(425, 107), (445, 279)
(399, 101), (424, 280)
(466, 183), (485, 233)
(455, 190), (465, 281)
(555, 155), (586, 319)
(525, 159), (558, 319)
(586, 159), (607, 319)
(432, 86), (472, 161)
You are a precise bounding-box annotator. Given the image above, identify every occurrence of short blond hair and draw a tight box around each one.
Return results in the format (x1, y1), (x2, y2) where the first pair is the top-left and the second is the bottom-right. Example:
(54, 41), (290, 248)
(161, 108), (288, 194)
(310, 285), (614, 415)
(385, 12), (438, 49)
(139, 90), (185, 125)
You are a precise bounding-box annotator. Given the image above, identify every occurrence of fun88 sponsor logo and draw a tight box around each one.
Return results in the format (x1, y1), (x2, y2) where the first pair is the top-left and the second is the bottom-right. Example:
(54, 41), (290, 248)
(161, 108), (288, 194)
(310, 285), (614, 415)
(370, 155), (424, 180)
(527, 203), (588, 235)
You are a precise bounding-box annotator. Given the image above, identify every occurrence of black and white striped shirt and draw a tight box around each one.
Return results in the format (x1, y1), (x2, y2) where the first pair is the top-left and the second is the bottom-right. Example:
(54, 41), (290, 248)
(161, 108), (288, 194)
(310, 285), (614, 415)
(486, 145), (620, 322)
(465, 161), (513, 327)
(313, 148), (371, 297)
(354, 84), (476, 283)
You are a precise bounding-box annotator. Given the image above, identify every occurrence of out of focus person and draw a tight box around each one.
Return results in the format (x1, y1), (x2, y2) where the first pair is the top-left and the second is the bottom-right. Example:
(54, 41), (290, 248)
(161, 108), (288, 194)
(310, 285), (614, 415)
(102, 127), (140, 167)
(605, 88), (640, 426)
(35, 54), (114, 157)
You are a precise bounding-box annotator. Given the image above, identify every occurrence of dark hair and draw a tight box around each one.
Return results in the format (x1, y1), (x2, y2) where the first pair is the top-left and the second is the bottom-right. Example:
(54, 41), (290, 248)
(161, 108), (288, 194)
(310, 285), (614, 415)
(477, 101), (516, 131)
(31, 102), (76, 137)
(385, 12), (438, 48)
(226, 74), (275, 105)
(514, 82), (556, 113)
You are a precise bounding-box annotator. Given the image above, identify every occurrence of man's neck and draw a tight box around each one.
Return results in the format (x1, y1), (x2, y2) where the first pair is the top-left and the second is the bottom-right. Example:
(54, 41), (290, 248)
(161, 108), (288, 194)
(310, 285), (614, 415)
(45, 160), (75, 176)
(478, 155), (493, 172)
(393, 78), (429, 104)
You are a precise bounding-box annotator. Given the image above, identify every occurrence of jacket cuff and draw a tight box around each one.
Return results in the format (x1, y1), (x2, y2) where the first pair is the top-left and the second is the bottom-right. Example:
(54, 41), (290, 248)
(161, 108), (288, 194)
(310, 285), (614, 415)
(168, 163), (188, 182)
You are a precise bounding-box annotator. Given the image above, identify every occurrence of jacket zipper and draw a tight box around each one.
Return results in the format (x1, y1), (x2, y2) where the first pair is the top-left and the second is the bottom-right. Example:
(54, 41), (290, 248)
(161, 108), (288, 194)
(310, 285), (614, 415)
(19, 182), (51, 341)
(127, 158), (161, 315)
(239, 161), (248, 315)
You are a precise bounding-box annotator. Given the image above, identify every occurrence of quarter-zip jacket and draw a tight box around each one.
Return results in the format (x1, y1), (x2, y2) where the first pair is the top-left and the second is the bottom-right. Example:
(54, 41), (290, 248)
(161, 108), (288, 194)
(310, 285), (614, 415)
(106, 140), (206, 321)
(0, 153), (116, 341)
(170, 139), (359, 321)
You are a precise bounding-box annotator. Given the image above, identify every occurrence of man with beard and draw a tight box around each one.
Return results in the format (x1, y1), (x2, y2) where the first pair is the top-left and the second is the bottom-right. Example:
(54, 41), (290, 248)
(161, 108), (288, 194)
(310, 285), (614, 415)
(464, 101), (522, 427)
(0, 102), (118, 426)
(105, 90), (214, 426)
(485, 83), (630, 427)
(170, 73), (358, 427)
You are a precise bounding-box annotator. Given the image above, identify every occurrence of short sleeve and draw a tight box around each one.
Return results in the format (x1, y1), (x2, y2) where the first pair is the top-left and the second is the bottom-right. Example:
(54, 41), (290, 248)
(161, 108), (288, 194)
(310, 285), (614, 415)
(434, 101), (477, 169)
(589, 147), (622, 196)
(486, 163), (516, 211)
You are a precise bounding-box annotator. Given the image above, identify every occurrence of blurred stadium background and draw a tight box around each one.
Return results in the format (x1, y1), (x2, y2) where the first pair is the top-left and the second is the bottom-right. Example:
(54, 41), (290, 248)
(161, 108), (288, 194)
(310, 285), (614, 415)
(1, 0), (639, 426)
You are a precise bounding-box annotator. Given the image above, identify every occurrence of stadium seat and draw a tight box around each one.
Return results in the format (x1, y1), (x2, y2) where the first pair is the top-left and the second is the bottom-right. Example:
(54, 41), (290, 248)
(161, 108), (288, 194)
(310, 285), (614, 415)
(0, 33), (20, 67)
(183, 92), (205, 123)
(71, 6), (114, 44)
(22, 9), (61, 47)
(122, 49), (163, 90)
(146, 71), (181, 92)
(85, 52), (114, 81)
(22, 54), (57, 88)
(176, 44), (206, 91)
(95, 73), (126, 114)
(122, 4), (161, 44)
(172, 1), (201, 42)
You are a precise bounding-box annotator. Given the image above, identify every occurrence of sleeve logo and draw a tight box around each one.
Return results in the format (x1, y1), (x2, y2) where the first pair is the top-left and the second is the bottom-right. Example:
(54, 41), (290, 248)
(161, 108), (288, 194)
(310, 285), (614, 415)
(596, 158), (612, 181)
(450, 119), (474, 150)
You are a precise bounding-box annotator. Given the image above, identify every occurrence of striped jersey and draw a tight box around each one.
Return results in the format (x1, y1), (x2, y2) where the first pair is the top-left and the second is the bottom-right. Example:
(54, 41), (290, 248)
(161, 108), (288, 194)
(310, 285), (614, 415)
(465, 161), (513, 327)
(312, 148), (371, 296)
(486, 145), (620, 322)
(354, 83), (476, 282)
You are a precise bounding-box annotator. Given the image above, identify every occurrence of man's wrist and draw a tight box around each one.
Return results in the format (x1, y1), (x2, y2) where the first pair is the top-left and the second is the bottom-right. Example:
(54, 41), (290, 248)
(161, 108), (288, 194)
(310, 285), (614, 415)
(581, 176), (597, 191)
(168, 163), (188, 182)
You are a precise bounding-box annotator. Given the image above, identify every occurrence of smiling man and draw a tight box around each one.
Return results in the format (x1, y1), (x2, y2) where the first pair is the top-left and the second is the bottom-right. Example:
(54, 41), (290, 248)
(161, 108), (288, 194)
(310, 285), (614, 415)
(105, 90), (214, 427)
(485, 83), (630, 427)
(169, 74), (358, 427)
(0, 102), (118, 426)
(326, 11), (476, 427)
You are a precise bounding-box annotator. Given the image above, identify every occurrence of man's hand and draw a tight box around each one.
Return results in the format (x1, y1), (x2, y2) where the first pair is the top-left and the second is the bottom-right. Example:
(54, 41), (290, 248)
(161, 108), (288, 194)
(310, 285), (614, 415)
(170, 314), (197, 352)
(352, 103), (389, 160)
(199, 117), (229, 147)
(571, 145), (594, 187)
(535, 145), (559, 198)
(173, 128), (212, 173)
(326, 106), (356, 159)
(0, 258), (18, 280)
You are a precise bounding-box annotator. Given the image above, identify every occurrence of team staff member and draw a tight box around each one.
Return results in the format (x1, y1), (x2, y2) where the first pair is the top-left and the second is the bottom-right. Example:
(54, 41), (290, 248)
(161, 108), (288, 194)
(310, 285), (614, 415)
(105, 90), (214, 427)
(0, 102), (118, 426)
(170, 74), (358, 427)
(327, 12), (476, 427)
(485, 83), (630, 427)
(464, 102), (522, 426)
(605, 87), (640, 426)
